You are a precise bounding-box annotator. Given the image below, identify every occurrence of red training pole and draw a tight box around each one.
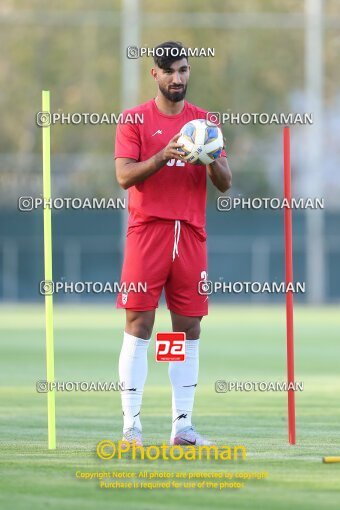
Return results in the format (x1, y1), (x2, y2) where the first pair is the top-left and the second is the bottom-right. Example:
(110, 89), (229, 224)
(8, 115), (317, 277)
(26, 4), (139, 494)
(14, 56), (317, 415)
(283, 126), (296, 445)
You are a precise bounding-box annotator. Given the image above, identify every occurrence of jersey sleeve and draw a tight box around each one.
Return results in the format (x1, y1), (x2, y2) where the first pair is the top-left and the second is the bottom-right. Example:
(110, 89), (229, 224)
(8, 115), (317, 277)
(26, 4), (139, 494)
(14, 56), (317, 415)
(114, 118), (141, 161)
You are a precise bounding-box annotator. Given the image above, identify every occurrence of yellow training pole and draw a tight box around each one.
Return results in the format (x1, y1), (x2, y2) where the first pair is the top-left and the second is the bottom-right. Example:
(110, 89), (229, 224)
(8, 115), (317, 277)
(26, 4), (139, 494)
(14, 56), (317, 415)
(322, 457), (340, 464)
(42, 90), (56, 449)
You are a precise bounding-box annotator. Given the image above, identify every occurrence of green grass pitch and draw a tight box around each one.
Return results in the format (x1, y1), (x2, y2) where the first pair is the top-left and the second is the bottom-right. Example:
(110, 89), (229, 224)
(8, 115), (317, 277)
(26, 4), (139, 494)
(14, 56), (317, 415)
(0, 304), (340, 509)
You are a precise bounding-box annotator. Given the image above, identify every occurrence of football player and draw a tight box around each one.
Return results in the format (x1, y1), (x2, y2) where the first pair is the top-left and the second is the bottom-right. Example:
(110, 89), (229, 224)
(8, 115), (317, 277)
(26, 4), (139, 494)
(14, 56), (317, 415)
(115, 41), (231, 446)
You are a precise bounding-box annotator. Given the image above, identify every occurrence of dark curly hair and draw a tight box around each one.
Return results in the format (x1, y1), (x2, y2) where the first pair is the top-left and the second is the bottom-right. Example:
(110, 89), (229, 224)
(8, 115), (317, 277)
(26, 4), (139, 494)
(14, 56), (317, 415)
(153, 41), (188, 69)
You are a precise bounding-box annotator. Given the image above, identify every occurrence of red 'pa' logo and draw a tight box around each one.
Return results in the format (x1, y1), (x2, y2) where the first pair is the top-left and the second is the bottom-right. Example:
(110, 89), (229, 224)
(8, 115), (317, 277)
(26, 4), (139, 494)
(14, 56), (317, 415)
(155, 332), (186, 362)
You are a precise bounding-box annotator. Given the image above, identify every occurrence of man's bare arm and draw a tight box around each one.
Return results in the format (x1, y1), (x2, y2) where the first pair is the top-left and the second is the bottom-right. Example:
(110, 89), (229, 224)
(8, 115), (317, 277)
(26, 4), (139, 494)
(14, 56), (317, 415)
(207, 157), (232, 193)
(116, 133), (183, 189)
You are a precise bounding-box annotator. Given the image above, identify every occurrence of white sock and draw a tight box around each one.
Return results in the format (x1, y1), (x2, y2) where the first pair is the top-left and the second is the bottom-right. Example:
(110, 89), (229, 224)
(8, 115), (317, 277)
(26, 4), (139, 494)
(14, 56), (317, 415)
(119, 331), (150, 432)
(168, 339), (199, 437)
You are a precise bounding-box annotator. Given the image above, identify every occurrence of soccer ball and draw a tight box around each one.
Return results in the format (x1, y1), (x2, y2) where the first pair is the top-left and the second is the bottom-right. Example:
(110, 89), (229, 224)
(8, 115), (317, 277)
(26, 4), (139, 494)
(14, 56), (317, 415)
(177, 119), (224, 165)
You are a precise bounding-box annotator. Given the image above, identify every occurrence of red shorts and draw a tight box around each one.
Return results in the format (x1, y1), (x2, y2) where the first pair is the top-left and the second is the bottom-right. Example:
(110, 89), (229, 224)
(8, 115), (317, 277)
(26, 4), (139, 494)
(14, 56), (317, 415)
(116, 220), (208, 316)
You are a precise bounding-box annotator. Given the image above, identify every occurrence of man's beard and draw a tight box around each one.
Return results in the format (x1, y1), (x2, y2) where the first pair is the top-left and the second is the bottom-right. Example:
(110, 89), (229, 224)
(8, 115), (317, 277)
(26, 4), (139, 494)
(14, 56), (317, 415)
(159, 83), (187, 103)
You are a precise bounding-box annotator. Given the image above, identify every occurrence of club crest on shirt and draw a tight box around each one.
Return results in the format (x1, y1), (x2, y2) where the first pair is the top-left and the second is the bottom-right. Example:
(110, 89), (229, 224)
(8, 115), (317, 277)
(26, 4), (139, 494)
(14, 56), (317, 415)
(122, 292), (128, 305)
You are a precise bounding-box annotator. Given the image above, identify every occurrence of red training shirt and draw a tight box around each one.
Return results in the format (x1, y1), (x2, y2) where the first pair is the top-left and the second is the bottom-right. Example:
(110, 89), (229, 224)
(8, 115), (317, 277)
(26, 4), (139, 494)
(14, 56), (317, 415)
(114, 98), (226, 233)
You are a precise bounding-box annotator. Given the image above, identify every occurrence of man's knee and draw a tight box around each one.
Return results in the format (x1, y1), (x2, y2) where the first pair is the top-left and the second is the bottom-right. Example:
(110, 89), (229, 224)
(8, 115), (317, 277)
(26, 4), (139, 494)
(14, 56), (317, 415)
(125, 310), (155, 339)
(185, 320), (201, 340)
(171, 313), (203, 340)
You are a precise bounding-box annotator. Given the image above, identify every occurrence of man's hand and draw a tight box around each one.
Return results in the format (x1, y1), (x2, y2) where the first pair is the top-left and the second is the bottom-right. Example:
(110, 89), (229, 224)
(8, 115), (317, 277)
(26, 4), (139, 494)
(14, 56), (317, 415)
(116, 134), (184, 190)
(160, 133), (184, 163)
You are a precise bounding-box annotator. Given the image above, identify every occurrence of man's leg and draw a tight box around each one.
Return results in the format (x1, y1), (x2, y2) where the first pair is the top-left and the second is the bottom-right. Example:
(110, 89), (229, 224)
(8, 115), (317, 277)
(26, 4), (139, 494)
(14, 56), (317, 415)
(119, 310), (155, 440)
(164, 222), (211, 444)
(116, 221), (175, 442)
(168, 312), (202, 440)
